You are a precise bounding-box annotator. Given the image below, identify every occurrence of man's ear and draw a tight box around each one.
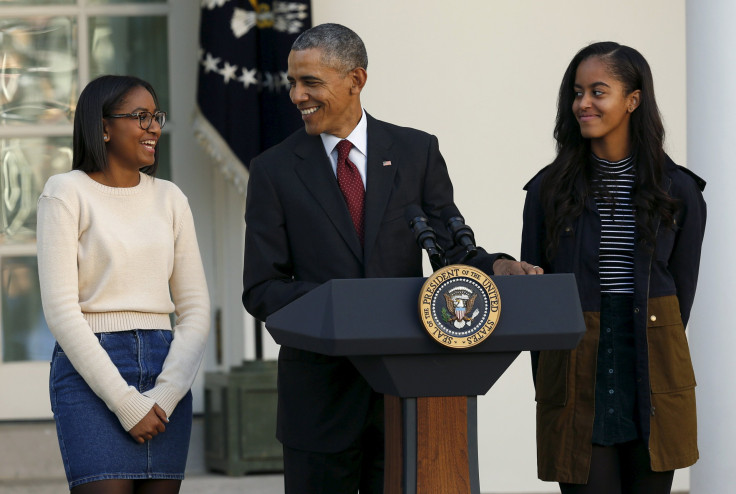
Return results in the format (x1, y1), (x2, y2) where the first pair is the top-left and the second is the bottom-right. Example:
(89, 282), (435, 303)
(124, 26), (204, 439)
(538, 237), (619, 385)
(349, 67), (367, 95)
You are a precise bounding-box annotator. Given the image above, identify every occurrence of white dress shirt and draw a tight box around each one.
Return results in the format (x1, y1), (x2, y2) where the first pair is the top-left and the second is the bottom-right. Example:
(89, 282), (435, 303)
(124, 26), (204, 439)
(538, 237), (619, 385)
(320, 109), (368, 190)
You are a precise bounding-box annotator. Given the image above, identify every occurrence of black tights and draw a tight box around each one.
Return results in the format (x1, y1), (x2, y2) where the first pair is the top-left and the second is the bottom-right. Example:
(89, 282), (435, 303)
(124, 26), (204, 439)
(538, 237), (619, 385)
(560, 441), (674, 494)
(70, 479), (182, 494)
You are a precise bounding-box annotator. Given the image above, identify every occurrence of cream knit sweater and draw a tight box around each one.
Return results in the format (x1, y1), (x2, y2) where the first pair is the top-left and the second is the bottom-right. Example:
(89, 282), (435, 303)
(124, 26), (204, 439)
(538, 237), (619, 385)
(37, 170), (210, 431)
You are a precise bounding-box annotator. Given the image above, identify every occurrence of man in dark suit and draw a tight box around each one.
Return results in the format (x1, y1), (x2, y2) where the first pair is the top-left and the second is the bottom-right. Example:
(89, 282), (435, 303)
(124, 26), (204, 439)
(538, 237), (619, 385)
(242, 23), (539, 494)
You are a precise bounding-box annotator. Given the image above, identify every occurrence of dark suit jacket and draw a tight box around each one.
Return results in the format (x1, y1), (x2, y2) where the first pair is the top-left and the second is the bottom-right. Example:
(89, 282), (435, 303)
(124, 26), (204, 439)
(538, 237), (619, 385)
(242, 113), (502, 452)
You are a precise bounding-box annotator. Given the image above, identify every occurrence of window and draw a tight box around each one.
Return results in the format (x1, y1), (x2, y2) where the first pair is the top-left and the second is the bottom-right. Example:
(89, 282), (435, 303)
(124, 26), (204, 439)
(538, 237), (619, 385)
(0, 0), (171, 419)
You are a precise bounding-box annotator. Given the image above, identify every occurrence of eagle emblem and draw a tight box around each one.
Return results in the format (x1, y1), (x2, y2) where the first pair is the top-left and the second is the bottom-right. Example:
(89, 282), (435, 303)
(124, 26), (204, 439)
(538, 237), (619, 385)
(443, 286), (480, 329)
(229, 0), (309, 38)
(419, 264), (501, 349)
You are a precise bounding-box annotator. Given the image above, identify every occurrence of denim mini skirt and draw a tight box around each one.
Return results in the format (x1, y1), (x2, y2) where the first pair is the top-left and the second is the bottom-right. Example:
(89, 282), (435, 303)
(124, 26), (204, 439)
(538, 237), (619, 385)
(50, 329), (192, 489)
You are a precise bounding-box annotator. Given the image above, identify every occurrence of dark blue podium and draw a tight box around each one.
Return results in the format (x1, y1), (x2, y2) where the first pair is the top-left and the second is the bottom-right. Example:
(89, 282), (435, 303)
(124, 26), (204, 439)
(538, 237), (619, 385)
(267, 273), (585, 494)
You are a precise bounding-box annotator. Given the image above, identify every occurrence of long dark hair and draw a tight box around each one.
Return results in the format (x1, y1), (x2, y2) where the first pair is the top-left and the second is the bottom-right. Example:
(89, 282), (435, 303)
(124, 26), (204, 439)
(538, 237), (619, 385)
(541, 41), (676, 259)
(72, 75), (160, 176)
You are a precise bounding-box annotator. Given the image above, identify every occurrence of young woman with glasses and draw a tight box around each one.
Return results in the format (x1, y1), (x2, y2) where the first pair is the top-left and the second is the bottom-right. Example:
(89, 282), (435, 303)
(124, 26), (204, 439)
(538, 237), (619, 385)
(522, 42), (706, 494)
(37, 75), (210, 494)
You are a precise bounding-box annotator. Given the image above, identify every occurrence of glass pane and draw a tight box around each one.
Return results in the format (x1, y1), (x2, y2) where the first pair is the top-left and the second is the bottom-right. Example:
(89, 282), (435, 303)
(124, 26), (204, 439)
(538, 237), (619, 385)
(156, 133), (170, 181)
(89, 16), (169, 112)
(89, 0), (165, 3)
(0, 0), (73, 4)
(0, 17), (77, 126)
(1, 255), (54, 362)
(0, 137), (72, 244)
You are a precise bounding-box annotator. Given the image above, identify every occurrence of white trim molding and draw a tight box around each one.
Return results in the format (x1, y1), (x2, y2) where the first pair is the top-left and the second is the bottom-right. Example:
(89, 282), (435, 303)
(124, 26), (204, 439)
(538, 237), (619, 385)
(192, 105), (249, 196)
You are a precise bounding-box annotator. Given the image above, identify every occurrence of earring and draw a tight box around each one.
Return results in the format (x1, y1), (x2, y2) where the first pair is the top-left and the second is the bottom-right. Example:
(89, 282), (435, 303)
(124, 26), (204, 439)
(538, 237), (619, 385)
(103, 135), (109, 141)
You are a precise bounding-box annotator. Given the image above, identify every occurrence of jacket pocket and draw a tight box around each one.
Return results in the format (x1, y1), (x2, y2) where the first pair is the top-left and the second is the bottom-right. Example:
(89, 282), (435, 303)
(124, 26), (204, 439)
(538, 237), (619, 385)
(534, 349), (569, 406)
(647, 296), (696, 393)
(381, 206), (407, 224)
(654, 225), (676, 262)
(552, 226), (575, 273)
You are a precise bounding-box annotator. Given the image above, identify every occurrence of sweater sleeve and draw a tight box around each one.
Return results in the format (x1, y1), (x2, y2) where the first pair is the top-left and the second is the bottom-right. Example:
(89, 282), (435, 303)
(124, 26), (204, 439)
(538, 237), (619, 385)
(37, 196), (156, 431)
(143, 201), (210, 418)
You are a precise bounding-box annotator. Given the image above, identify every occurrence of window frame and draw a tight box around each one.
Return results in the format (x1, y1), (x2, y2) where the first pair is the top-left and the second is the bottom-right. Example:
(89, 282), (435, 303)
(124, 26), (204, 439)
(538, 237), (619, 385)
(0, 0), (177, 420)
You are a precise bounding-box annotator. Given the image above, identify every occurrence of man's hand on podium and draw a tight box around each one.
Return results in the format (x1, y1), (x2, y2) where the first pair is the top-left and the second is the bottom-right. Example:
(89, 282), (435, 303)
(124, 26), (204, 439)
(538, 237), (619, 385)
(493, 259), (544, 275)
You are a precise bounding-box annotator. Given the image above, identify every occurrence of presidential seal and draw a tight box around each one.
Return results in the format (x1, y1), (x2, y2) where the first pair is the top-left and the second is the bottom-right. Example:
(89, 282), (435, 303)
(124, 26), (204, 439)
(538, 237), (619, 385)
(419, 265), (501, 349)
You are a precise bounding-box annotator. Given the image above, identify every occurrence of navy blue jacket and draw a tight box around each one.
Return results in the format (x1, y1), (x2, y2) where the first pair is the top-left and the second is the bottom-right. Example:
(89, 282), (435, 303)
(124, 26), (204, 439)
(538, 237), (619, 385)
(522, 155), (706, 481)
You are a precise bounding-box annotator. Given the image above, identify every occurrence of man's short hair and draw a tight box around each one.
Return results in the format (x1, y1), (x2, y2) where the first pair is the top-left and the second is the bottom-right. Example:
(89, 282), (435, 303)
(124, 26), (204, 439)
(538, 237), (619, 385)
(291, 23), (368, 73)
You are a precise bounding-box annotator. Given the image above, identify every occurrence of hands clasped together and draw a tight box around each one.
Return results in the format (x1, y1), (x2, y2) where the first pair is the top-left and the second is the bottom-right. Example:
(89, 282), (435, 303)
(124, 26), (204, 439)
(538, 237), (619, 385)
(128, 404), (169, 444)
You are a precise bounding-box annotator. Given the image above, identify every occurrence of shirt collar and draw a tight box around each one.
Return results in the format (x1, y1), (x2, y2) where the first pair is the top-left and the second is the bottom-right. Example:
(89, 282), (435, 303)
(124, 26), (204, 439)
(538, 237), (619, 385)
(320, 109), (368, 157)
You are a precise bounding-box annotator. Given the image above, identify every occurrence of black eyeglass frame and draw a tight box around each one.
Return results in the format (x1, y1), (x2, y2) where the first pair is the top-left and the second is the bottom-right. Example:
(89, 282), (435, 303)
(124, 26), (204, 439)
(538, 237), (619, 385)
(106, 110), (167, 130)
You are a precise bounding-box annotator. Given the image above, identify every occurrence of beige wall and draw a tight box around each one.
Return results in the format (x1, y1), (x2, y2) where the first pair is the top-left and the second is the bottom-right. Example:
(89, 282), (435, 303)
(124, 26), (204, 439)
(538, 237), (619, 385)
(309, 1), (688, 491)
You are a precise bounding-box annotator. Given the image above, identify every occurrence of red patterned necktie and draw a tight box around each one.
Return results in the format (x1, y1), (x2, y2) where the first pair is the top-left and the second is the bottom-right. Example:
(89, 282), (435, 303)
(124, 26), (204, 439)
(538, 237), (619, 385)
(336, 139), (365, 245)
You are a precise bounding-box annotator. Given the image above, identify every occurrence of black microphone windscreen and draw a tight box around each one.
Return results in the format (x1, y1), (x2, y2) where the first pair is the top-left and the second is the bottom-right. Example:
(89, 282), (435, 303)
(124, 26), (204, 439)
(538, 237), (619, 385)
(404, 204), (426, 225)
(440, 204), (463, 225)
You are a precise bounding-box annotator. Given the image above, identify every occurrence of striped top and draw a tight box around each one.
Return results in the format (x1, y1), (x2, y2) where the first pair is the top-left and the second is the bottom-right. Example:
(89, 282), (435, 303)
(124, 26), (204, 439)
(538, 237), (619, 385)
(591, 154), (636, 294)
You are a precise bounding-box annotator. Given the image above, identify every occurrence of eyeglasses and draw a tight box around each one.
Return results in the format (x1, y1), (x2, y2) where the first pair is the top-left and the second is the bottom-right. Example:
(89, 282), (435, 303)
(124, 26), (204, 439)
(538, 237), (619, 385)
(106, 110), (167, 130)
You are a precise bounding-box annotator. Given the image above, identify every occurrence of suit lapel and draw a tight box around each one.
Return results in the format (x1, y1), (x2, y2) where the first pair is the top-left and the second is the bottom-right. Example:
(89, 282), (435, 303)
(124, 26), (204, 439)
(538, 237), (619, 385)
(363, 115), (397, 264)
(293, 134), (364, 261)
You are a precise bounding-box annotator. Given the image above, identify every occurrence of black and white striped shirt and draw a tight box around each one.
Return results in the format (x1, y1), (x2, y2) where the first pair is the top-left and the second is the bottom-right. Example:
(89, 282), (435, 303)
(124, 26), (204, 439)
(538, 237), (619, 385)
(592, 154), (636, 294)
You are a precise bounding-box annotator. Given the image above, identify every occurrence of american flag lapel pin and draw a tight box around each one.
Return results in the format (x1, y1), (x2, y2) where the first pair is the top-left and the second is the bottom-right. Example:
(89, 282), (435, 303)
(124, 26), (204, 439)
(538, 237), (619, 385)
(382, 160), (392, 167)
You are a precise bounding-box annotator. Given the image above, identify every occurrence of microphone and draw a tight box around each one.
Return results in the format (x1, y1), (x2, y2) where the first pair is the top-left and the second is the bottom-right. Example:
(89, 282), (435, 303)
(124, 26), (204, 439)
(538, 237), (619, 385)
(441, 205), (478, 263)
(405, 205), (445, 271)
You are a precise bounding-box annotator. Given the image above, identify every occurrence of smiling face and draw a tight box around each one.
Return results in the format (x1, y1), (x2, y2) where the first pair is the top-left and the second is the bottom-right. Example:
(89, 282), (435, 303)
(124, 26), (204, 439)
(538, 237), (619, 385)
(572, 56), (640, 159)
(287, 48), (366, 138)
(103, 85), (160, 172)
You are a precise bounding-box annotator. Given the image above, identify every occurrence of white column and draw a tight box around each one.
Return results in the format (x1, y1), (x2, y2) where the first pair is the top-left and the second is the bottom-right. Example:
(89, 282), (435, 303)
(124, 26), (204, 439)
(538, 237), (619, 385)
(687, 1), (736, 492)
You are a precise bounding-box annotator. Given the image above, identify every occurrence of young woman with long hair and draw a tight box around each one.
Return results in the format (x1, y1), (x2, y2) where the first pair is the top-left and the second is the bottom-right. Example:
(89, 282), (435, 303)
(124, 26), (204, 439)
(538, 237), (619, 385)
(522, 42), (706, 494)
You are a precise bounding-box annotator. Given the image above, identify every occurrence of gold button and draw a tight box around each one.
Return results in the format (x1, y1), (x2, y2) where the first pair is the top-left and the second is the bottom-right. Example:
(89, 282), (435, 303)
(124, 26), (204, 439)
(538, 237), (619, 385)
(650, 315), (657, 322)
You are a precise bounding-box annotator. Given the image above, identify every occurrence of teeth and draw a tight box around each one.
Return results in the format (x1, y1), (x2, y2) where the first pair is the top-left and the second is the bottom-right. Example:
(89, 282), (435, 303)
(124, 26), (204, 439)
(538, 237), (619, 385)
(142, 140), (156, 146)
(300, 107), (319, 115)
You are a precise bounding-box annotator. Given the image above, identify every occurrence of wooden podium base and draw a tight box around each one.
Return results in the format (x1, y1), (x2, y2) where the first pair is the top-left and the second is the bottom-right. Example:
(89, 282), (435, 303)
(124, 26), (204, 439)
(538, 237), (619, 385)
(384, 395), (480, 494)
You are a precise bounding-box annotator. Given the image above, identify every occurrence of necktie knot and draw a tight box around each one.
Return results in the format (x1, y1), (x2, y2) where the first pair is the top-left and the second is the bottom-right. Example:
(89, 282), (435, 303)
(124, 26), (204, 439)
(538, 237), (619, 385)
(336, 139), (353, 162)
